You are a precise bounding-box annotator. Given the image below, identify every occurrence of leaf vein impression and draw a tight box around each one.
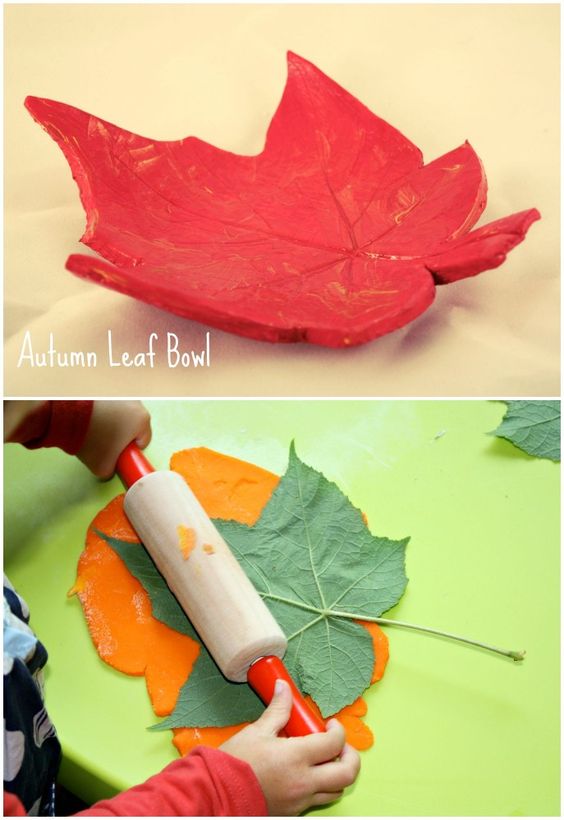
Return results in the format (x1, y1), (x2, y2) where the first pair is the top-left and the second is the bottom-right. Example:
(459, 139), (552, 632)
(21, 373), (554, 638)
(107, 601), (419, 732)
(329, 543), (402, 611)
(286, 614), (324, 643)
(295, 463), (327, 610)
(231, 544), (273, 595)
(508, 413), (560, 428)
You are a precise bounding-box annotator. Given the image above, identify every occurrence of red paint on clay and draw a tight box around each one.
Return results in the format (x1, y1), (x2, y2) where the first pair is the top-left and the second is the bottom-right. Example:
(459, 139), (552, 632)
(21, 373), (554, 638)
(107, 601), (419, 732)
(25, 53), (540, 347)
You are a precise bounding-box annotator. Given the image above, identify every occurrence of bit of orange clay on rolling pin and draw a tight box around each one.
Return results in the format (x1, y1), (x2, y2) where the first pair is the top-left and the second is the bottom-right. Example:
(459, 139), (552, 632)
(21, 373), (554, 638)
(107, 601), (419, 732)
(116, 441), (326, 737)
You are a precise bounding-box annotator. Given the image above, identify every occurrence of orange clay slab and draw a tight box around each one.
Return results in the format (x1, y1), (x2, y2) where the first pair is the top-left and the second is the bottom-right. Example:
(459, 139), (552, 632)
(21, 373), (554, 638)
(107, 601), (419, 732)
(71, 447), (388, 753)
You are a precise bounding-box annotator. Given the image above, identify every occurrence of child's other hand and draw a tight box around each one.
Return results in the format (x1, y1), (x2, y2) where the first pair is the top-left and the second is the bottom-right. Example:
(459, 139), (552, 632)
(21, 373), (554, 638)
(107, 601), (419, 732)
(78, 401), (151, 478)
(220, 679), (360, 815)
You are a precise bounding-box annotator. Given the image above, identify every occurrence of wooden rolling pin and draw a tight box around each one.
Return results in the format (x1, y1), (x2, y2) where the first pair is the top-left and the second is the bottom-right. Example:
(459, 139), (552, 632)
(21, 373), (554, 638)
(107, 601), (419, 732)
(116, 442), (326, 737)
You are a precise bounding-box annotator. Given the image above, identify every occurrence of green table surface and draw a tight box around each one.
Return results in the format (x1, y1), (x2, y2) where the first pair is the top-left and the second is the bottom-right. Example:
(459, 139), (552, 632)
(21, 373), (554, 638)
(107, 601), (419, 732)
(4, 400), (560, 816)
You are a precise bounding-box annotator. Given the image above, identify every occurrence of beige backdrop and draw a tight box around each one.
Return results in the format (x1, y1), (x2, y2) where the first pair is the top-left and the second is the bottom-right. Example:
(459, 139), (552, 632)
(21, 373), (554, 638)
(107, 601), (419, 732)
(4, 4), (560, 396)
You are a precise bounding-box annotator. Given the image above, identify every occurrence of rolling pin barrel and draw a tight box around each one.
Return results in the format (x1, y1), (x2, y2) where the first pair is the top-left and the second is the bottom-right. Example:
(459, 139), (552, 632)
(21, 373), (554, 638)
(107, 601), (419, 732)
(123, 470), (288, 682)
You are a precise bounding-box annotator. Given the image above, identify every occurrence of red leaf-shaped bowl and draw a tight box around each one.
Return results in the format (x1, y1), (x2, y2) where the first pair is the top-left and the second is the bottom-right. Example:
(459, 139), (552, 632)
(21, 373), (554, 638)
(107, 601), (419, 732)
(25, 53), (540, 347)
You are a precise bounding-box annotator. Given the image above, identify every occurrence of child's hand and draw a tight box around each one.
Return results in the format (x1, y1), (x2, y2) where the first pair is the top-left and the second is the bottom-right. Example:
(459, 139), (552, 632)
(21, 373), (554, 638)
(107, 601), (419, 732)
(220, 679), (360, 815)
(78, 401), (152, 478)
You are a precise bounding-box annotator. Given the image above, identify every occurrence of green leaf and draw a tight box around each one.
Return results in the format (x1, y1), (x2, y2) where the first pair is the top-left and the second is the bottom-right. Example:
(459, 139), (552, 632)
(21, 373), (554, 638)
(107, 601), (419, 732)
(99, 443), (409, 727)
(491, 401), (560, 461)
(155, 651), (264, 731)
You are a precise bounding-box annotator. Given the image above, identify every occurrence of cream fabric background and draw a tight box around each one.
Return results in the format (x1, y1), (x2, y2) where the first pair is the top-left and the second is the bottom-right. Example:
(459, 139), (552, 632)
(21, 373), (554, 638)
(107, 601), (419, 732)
(4, 4), (559, 396)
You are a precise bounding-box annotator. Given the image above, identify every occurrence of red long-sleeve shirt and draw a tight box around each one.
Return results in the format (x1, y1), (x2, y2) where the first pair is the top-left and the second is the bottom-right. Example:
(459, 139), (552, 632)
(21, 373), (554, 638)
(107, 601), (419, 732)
(4, 747), (267, 816)
(4, 402), (268, 816)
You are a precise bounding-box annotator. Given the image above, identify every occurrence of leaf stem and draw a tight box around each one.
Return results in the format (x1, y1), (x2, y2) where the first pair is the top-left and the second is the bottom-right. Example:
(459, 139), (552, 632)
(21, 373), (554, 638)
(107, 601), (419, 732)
(353, 615), (526, 661)
(262, 593), (525, 661)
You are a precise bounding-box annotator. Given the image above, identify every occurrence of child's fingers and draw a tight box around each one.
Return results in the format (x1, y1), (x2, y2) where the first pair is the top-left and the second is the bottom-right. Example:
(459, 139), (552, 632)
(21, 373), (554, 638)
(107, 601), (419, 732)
(313, 743), (361, 793)
(336, 739), (361, 768)
(255, 679), (293, 736)
(312, 790), (344, 807)
(135, 417), (152, 448)
(301, 718), (346, 764)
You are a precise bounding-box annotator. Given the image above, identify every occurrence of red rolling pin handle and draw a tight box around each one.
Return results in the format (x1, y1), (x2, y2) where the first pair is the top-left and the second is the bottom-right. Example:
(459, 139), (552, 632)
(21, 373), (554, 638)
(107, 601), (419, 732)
(116, 441), (155, 487)
(116, 443), (326, 738)
(247, 656), (326, 736)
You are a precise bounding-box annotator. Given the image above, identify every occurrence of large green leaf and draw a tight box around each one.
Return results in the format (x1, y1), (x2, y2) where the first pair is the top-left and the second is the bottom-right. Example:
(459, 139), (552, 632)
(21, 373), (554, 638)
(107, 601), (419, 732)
(491, 401), (560, 461)
(100, 444), (409, 727)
